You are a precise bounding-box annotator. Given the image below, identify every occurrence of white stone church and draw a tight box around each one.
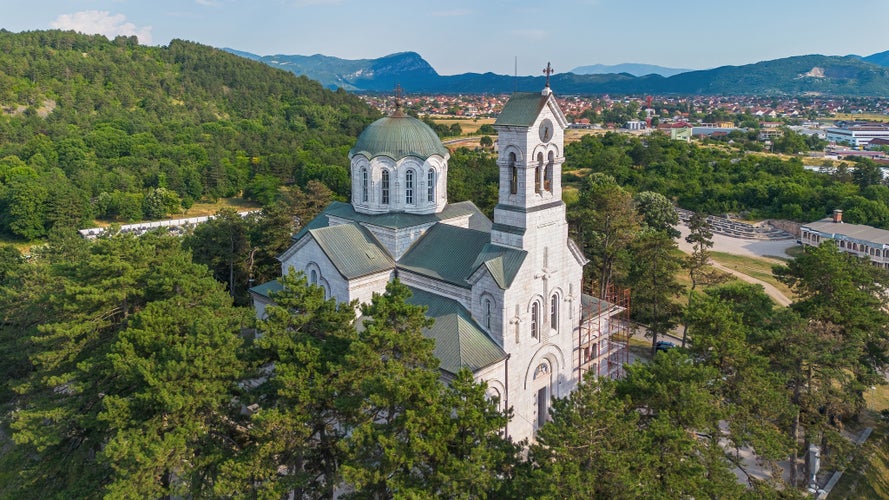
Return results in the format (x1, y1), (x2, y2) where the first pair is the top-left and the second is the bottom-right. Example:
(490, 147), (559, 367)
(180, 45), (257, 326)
(251, 83), (619, 442)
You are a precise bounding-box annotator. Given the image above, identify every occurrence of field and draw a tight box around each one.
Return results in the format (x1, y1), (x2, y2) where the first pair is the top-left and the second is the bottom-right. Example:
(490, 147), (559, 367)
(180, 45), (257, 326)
(830, 384), (889, 498)
(829, 112), (889, 123)
(709, 251), (794, 299)
(428, 116), (495, 135)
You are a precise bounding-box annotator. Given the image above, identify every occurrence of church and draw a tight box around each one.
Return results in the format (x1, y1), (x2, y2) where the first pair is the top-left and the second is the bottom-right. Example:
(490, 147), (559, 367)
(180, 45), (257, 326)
(250, 81), (620, 442)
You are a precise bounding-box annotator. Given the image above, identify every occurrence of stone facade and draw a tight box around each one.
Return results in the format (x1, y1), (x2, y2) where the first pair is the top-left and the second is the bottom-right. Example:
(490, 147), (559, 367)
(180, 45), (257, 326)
(252, 86), (599, 443)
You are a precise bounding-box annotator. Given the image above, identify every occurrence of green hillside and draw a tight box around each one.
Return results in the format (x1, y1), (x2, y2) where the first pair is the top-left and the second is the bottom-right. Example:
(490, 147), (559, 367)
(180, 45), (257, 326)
(654, 54), (889, 96)
(0, 29), (379, 239)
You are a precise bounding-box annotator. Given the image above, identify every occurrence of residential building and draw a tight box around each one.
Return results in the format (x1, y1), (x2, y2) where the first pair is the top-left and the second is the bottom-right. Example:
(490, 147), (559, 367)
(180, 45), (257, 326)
(799, 210), (889, 269)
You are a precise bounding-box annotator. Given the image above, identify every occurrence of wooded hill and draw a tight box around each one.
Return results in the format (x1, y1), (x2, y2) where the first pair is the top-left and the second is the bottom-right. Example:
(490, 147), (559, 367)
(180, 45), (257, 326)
(233, 49), (889, 96)
(0, 29), (379, 239)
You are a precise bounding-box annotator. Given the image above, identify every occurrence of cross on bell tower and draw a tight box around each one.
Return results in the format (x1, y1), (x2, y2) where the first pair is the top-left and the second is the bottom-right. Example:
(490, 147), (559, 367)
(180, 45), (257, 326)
(392, 83), (405, 116)
(543, 62), (553, 88)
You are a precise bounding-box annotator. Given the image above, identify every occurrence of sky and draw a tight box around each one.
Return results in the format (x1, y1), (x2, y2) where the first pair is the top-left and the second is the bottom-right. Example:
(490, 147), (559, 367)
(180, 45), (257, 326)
(3, 0), (889, 76)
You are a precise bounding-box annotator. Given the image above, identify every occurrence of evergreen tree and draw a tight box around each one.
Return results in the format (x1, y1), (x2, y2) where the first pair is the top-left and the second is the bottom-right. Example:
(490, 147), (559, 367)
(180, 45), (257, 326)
(217, 270), (358, 498)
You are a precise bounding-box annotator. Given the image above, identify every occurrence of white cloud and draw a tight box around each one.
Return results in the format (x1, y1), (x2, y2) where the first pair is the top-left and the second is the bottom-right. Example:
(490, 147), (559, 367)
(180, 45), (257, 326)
(50, 11), (153, 45)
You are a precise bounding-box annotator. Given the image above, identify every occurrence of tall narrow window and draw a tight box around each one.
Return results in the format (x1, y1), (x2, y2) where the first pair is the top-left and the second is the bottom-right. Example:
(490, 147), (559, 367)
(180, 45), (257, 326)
(545, 151), (554, 192)
(361, 167), (368, 202)
(509, 152), (517, 195)
(381, 170), (390, 205)
(405, 169), (414, 204)
(550, 294), (558, 330)
(531, 302), (539, 340)
(535, 153), (543, 193)
(310, 269), (318, 285)
(484, 298), (492, 330)
(427, 169), (435, 202)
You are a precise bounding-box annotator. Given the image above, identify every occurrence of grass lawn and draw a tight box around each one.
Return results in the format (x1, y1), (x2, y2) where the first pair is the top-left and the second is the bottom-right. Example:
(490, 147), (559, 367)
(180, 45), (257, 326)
(709, 251), (794, 299)
(181, 197), (261, 218)
(428, 117), (495, 135)
(830, 384), (889, 499)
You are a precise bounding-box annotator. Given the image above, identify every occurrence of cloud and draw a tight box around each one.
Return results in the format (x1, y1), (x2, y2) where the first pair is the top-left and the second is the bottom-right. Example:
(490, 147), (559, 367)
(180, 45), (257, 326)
(50, 11), (153, 45)
(195, 0), (220, 6)
(511, 29), (548, 41)
(431, 9), (471, 17)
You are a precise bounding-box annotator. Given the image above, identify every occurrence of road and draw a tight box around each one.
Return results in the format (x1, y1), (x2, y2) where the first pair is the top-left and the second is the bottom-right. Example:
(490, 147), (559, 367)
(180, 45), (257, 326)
(675, 223), (797, 307)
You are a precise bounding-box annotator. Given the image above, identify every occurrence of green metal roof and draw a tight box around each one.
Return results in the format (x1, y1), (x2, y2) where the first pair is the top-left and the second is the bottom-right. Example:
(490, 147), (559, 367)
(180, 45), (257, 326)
(350, 114), (448, 161)
(399, 223), (491, 288)
(470, 244), (527, 289)
(494, 92), (548, 127)
(291, 212), (330, 242)
(249, 279), (283, 299)
(309, 223), (395, 279)
(323, 200), (488, 231)
(406, 287), (507, 374)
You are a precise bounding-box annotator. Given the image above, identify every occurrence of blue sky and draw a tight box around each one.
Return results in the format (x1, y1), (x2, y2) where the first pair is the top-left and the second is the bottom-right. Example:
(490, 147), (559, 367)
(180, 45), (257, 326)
(3, 0), (889, 76)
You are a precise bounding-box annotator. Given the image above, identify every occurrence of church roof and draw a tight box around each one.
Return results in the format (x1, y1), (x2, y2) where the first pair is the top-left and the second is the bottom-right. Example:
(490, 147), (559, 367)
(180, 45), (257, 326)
(248, 279), (284, 299)
(308, 223), (395, 279)
(470, 244), (527, 289)
(350, 114), (448, 161)
(494, 92), (549, 127)
(406, 287), (507, 375)
(399, 223), (492, 288)
(321, 200), (489, 231)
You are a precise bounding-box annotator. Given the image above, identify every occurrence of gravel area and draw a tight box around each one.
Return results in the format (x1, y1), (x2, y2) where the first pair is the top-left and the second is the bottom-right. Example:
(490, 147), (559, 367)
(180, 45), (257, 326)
(676, 224), (798, 260)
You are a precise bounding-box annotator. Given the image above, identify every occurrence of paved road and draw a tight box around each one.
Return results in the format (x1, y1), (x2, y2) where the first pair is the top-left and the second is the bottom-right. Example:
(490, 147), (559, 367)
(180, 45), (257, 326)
(675, 223), (797, 307)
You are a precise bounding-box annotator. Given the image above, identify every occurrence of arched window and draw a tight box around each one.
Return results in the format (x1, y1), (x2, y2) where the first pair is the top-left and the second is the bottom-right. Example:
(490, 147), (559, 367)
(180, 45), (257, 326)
(427, 169), (435, 202)
(310, 269), (318, 285)
(381, 170), (390, 205)
(509, 152), (517, 195)
(405, 169), (414, 204)
(545, 151), (554, 192)
(550, 294), (559, 330)
(531, 301), (539, 340)
(535, 153), (543, 193)
(484, 297), (492, 330)
(361, 167), (369, 202)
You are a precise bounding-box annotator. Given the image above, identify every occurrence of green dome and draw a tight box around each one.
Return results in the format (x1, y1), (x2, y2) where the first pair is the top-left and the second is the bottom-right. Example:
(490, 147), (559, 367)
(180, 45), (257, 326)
(350, 114), (448, 161)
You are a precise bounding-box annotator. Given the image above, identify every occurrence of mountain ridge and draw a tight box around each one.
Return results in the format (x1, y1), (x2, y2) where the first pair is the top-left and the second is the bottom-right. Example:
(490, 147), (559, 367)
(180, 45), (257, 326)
(226, 49), (889, 96)
(571, 63), (693, 77)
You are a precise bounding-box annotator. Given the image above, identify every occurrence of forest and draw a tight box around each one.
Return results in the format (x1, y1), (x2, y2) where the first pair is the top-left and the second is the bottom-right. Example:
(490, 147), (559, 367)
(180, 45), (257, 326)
(1, 29), (889, 498)
(0, 29), (378, 239)
(2, 225), (886, 498)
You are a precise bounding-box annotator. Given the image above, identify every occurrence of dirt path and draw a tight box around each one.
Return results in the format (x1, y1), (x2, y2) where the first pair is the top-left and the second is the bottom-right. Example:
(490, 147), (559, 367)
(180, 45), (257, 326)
(676, 223), (795, 307)
(707, 260), (792, 307)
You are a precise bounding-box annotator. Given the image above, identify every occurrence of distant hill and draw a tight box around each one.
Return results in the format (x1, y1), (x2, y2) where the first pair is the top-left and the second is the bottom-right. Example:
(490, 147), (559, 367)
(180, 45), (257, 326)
(571, 63), (693, 77)
(222, 50), (438, 91)
(230, 49), (889, 96)
(862, 50), (889, 67)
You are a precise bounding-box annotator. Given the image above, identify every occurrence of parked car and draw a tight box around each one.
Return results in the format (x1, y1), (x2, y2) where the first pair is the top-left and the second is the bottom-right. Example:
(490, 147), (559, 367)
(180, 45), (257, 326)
(655, 340), (676, 352)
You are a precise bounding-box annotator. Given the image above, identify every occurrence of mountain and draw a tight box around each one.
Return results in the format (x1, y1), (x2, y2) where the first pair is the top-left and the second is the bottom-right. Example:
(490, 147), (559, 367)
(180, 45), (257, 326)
(862, 50), (889, 67)
(222, 50), (438, 91)
(571, 63), (692, 77)
(230, 50), (889, 96)
(644, 54), (889, 95)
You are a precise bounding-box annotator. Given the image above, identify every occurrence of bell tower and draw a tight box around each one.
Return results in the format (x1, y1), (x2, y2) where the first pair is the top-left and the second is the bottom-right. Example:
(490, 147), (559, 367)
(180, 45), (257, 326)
(490, 72), (569, 251)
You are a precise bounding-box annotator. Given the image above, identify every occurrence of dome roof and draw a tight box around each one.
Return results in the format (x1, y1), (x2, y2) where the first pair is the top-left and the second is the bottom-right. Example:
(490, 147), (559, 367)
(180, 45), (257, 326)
(350, 113), (448, 161)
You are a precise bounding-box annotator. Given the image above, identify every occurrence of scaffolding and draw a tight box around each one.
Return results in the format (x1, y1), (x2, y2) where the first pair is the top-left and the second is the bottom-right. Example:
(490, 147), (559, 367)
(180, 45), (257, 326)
(577, 283), (631, 382)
